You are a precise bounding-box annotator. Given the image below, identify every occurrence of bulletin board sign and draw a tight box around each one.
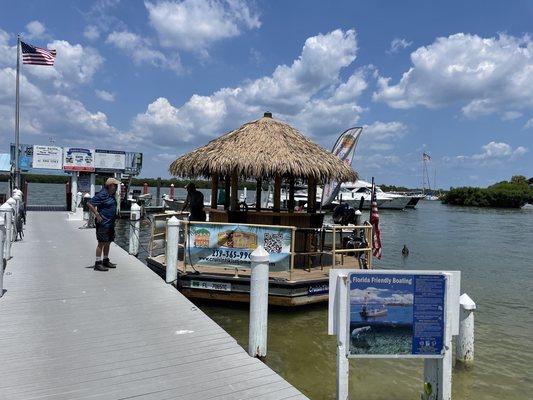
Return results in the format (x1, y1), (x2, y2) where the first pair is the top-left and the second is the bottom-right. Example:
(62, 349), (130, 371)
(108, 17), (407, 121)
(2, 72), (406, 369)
(347, 272), (447, 358)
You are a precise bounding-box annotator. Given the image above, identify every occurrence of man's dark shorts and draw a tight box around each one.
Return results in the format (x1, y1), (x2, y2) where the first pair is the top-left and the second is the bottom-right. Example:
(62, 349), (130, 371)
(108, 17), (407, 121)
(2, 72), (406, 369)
(96, 223), (115, 243)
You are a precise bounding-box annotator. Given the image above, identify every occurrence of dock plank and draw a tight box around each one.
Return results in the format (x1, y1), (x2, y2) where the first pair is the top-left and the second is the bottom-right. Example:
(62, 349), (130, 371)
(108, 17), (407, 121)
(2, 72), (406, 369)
(0, 212), (308, 400)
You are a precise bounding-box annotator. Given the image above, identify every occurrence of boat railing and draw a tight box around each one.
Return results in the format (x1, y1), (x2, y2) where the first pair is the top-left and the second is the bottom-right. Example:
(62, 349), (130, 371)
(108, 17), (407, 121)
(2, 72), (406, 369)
(292, 224), (373, 270)
(149, 212), (189, 257)
(148, 217), (373, 274)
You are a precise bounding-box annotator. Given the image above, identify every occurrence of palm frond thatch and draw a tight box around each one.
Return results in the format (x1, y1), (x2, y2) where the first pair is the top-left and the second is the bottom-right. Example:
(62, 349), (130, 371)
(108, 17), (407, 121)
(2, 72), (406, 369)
(168, 114), (358, 182)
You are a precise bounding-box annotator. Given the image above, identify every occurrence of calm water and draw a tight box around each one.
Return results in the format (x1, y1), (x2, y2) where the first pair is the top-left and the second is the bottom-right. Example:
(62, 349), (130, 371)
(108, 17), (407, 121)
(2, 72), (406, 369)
(4, 182), (532, 399)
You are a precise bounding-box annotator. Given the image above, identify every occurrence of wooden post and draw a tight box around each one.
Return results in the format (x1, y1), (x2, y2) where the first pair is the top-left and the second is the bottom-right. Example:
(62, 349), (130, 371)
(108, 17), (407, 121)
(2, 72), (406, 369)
(255, 178), (262, 211)
(230, 170), (238, 211)
(211, 175), (219, 209)
(307, 176), (317, 213)
(288, 176), (295, 212)
(224, 175), (231, 210)
(273, 174), (281, 212)
(249, 245), (269, 358)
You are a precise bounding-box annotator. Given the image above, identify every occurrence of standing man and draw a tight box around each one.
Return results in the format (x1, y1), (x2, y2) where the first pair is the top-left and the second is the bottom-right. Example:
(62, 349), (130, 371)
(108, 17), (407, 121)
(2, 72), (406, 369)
(87, 177), (120, 271)
(182, 182), (206, 221)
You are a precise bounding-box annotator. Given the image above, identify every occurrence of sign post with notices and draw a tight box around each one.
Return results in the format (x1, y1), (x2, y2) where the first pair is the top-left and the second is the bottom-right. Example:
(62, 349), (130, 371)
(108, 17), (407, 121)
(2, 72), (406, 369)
(32, 145), (62, 169)
(94, 149), (126, 171)
(63, 148), (95, 172)
(329, 269), (459, 400)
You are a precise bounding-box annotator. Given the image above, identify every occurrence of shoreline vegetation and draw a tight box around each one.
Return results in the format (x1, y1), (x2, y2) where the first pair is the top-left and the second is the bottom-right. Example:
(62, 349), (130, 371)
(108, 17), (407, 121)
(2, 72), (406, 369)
(442, 176), (533, 208)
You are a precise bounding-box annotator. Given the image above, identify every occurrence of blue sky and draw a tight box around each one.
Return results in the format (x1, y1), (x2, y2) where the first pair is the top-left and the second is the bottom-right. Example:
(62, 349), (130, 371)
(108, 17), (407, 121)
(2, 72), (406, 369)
(0, 0), (532, 187)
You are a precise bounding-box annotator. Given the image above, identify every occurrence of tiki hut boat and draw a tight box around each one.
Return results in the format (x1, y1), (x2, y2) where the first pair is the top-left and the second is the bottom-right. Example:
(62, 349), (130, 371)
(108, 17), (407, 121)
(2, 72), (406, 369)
(147, 113), (373, 306)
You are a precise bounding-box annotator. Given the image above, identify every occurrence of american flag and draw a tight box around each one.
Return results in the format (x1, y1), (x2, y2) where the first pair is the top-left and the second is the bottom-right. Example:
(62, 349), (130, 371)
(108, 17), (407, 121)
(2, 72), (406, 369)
(21, 41), (56, 66)
(370, 180), (382, 259)
(423, 152), (431, 161)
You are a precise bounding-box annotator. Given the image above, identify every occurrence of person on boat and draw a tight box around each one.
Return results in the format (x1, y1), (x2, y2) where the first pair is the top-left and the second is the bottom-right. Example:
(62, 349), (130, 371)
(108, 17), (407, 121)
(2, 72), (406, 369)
(87, 177), (120, 271)
(182, 182), (206, 221)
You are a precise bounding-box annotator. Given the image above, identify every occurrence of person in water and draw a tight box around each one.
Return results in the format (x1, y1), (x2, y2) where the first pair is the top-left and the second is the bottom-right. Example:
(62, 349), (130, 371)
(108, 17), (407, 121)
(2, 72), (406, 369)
(87, 178), (120, 271)
(402, 244), (410, 256)
(182, 182), (206, 221)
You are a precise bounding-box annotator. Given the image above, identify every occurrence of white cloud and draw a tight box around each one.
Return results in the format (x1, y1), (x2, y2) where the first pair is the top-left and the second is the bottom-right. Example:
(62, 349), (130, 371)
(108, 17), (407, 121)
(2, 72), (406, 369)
(25, 21), (46, 39)
(363, 121), (407, 140)
(501, 110), (522, 121)
(23, 40), (104, 88)
(524, 118), (533, 129)
(454, 141), (528, 163)
(0, 67), (118, 148)
(128, 29), (366, 149)
(84, 25), (100, 41)
(106, 30), (182, 73)
(0, 31), (103, 89)
(388, 37), (412, 54)
(373, 33), (533, 119)
(95, 89), (115, 102)
(145, 0), (260, 55)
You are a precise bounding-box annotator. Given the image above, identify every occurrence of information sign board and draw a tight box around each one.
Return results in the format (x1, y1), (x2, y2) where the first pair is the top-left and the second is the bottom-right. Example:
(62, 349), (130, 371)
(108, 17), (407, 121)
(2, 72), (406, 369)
(63, 147), (95, 172)
(348, 272), (446, 358)
(32, 145), (63, 169)
(186, 222), (294, 271)
(95, 149), (126, 171)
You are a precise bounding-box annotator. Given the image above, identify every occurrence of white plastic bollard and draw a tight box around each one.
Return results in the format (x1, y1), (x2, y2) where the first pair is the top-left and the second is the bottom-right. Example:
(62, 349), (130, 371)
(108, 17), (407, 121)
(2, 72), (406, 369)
(76, 192), (82, 208)
(248, 245), (269, 359)
(0, 215), (5, 298)
(5, 198), (16, 246)
(0, 204), (13, 257)
(129, 203), (141, 256)
(12, 194), (21, 233)
(71, 173), (78, 212)
(83, 193), (91, 220)
(457, 293), (476, 364)
(165, 216), (179, 283)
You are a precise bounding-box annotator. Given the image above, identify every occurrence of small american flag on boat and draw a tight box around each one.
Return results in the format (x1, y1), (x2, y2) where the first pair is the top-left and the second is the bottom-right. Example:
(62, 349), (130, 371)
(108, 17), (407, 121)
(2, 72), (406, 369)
(370, 179), (382, 259)
(21, 41), (56, 66)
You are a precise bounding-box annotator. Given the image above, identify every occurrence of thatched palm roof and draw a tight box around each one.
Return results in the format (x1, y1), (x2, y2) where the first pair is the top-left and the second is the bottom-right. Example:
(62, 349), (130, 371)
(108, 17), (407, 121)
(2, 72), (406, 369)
(169, 113), (357, 182)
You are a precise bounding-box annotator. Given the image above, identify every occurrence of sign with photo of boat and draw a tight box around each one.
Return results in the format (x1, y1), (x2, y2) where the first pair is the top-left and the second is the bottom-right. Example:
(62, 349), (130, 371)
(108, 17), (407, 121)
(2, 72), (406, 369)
(63, 147), (95, 172)
(348, 272), (446, 358)
(94, 149), (126, 171)
(32, 145), (63, 169)
(186, 223), (293, 271)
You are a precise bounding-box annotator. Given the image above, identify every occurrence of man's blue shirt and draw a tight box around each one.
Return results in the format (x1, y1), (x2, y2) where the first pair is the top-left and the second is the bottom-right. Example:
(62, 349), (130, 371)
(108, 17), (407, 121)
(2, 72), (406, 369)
(89, 188), (117, 227)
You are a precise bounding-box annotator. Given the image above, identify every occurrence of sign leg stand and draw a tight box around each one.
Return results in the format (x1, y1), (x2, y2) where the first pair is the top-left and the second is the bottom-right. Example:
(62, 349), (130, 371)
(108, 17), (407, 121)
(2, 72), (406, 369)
(336, 275), (349, 400)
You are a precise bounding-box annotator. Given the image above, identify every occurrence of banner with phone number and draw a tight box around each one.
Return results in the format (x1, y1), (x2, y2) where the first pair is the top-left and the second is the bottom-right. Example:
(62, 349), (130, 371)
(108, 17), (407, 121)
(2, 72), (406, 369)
(185, 223), (293, 272)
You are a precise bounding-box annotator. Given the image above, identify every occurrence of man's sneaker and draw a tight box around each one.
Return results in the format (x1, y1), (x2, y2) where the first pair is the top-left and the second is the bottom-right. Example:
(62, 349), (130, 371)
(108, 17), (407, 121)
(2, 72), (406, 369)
(94, 261), (108, 271)
(103, 258), (117, 268)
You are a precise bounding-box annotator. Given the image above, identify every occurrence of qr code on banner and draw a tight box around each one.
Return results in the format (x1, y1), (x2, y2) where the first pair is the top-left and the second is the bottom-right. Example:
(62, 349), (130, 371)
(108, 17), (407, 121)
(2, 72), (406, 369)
(264, 233), (284, 253)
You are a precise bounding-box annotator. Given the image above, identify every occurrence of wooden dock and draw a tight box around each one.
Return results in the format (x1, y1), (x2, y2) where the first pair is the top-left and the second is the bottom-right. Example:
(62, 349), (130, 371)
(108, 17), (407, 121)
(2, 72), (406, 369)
(0, 212), (308, 400)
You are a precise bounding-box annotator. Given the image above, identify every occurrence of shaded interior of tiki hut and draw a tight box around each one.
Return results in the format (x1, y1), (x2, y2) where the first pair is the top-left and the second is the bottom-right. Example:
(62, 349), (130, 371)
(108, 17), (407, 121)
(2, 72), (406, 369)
(169, 112), (359, 268)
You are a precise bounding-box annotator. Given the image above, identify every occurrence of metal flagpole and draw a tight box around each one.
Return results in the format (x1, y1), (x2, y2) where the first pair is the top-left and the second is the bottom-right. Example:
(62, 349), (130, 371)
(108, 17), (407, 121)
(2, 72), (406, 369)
(14, 34), (21, 188)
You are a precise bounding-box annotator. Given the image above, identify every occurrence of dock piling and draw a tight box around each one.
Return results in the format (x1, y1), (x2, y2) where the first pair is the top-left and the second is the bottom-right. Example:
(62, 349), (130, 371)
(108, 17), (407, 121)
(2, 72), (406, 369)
(248, 245), (269, 359)
(129, 202), (141, 256)
(0, 214), (5, 298)
(1, 201), (14, 257)
(457, 293), (476, 365)
(165, 216), (179, 283)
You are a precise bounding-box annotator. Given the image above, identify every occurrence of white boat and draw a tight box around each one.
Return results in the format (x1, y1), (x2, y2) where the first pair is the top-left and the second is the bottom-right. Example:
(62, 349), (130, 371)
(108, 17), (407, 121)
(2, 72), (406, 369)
(339, 180), (412, 210)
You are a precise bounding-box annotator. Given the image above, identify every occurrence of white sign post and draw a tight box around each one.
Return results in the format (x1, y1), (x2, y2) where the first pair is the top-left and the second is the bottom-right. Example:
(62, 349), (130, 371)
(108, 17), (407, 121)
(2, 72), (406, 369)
(329, 269), (460, 400)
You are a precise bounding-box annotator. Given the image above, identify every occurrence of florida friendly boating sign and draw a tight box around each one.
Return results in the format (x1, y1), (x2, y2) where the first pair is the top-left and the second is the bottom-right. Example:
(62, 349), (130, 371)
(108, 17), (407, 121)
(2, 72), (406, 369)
(348, 272), (446, 357)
